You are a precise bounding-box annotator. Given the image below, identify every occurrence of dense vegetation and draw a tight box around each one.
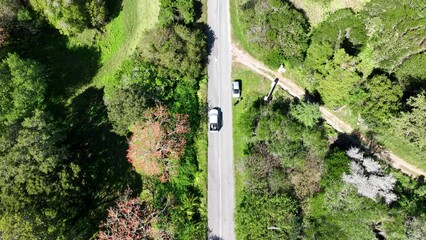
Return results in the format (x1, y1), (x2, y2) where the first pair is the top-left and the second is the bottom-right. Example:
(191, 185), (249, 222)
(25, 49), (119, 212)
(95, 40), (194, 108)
(232, 71), (426, 239)
(233, 0), (426, 236)
(235, 0), (426, 168)
(238, 0), (309, 66)
(29, 0), (108, 35)
(0, 0), (207, 238)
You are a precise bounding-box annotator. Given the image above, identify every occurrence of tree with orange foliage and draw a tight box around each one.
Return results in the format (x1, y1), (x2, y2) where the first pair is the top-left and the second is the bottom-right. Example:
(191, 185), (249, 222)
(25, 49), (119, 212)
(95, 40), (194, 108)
(98, 189), (157, 240)
(127, 105), (189, 182)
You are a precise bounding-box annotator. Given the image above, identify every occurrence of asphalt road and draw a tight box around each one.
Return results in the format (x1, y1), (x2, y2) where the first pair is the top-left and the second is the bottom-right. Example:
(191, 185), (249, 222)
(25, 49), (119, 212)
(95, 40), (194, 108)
(207, 0), (235, 239)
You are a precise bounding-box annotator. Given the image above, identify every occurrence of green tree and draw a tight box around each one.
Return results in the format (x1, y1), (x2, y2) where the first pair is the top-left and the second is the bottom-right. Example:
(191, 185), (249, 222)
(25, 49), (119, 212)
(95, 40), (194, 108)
(305, 42), (334, 72)
(392, 92), (426, 150)
(0, 110), (80, 239)
(104, 59), (175, 135)
(354, 75), (403, 127)
(140, 24), (207, 79)
(317, 49), (362, 107)
(159, 0), (197, 25)
(86, 0), (107, 28)
(309, 9), (366, 54)
(29, 0), (107, 35)
(290, 101), (321, 128)
(255, 99), (328, 169)
(304, 9), (366, 75)
(240, 0), (309, 65)
(0, 53), (46, 126)
(104, 84), (150, 136)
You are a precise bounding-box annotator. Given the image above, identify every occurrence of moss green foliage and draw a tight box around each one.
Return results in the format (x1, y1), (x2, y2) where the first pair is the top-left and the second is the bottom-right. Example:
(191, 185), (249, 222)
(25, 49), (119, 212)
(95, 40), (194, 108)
(254, 100), (328, 169)
(354, 75), (403, 127)
(159, 0), (198, 25)
(100, 0), (207, 237)
(305, 9), (366, 71)
(0, 0), (207, 238)
(236, 0), (426, 171)
(141, 24), (207, 80)
(29, 0), (107, 35)
(288, 1), (426, 169)
(361, 0), (426, 72)
(304, 182), (387, 239)
(236, 193), (300, 239)
(103, 58), (175, 135)
(290, 101), (321, 128)
(0, 54), (140, 240)
(239, 0), (309, 66)
(392, 92), (426, 151)
(316, 49), (361, 107)
(309, 9), (366, 53)
(0, 54), (46, 125)
(232, 66), (426, 239)
(395, 53), (426, 86)
(104, 21), (206, 136)
(0, 110), (78, 238)
(0, 54), (80, 238)
(233, 81), (327, 238)
(303, 148), (426, 239)
(303, 10), (369, 107)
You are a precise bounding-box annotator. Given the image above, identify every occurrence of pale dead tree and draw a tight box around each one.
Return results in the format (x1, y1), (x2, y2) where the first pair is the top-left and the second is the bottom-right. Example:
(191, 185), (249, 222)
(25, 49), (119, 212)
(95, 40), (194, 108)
(361, 157), (381, 174)
(345, 147), (364, 161)
(343, 147), (397, 204)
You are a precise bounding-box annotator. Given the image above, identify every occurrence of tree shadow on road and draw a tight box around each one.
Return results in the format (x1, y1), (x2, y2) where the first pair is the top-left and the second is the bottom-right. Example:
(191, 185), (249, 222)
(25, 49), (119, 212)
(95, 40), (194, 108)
(205, 25), (216, 58)
(207, 228), (224, 240)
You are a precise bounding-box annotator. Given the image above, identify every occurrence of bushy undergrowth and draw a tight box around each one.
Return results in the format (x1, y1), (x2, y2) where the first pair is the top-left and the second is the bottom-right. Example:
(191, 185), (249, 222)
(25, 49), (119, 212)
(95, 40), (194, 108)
(233, 67), (426, 240)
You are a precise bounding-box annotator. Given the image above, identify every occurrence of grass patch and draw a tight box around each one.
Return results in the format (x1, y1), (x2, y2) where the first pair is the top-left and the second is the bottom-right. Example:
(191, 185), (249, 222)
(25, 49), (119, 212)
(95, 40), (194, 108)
(232, 63), (289, 203)
(331, 101), (426, 171)
(194, 78), (208, 197)
(289, 0), (369, 26)
(95, 0), (159, 87)
(379, 133), (426, 170)
(69, 0), (159, 89)
(230, 0), (269, 67)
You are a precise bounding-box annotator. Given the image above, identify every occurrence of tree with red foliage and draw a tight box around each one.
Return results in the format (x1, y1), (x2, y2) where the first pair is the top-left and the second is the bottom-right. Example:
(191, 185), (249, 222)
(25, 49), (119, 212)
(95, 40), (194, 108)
(127, 105), (189, 182)
(98, 189), (157, 240)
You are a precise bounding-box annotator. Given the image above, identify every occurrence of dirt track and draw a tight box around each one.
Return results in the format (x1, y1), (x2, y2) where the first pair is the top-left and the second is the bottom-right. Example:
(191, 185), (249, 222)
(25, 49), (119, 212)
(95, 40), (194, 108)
(232, 43), (426, 178)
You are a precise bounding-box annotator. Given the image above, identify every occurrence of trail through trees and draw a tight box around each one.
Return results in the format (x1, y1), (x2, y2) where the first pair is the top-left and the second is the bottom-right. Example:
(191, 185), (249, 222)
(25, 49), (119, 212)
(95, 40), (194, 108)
(231, 43), (426, 178)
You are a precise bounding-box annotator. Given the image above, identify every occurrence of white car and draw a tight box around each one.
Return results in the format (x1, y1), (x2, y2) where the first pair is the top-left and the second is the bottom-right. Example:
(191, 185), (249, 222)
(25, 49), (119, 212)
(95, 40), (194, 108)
(209, 108), (220, 132)
(232, 81), (241, 98)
